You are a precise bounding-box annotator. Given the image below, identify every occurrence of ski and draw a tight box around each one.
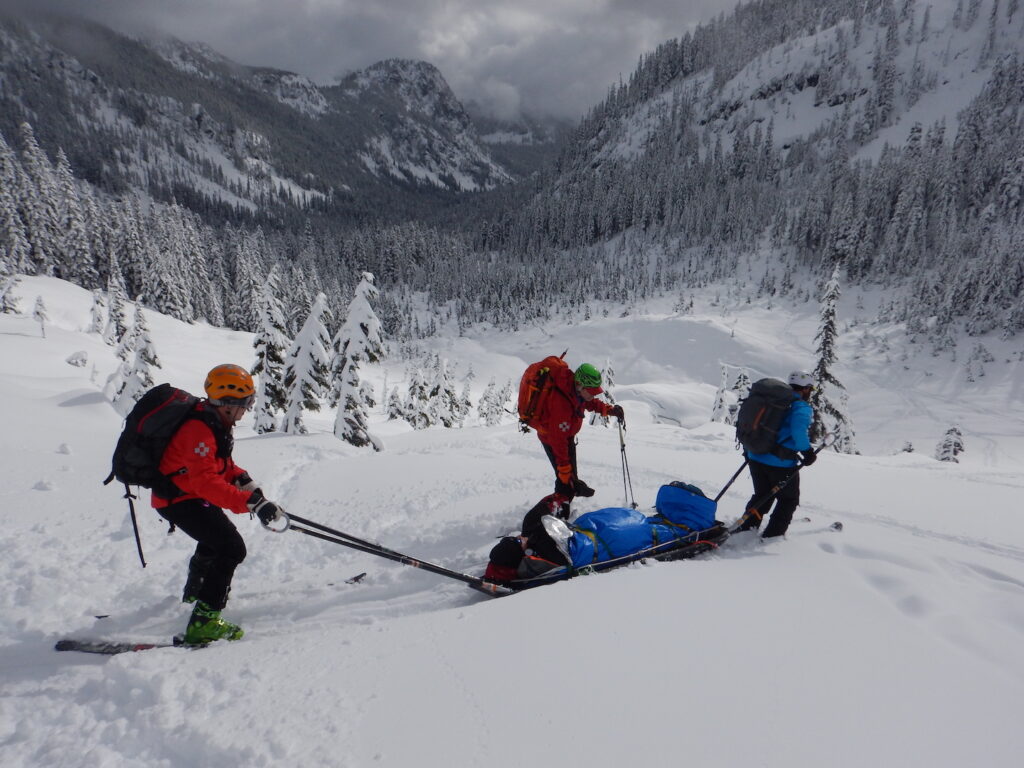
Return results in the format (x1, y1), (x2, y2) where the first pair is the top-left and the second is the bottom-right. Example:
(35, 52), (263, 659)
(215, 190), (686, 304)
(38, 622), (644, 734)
(790, 520), (839, 532)
(797, 518), (844, 531)
(55, 634), (196, 655)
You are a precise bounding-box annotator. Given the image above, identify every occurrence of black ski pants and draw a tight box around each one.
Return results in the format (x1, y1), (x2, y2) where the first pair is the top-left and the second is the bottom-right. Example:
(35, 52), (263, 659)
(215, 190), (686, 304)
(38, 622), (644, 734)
(744, 459), (800, 538)
(157, 498), (246, 610)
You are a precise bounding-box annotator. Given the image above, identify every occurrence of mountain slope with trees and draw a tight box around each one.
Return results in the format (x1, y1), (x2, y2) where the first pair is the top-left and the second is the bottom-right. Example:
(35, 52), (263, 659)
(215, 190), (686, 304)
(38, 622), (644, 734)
(476, 0), (1024, 346)
(2, 0), (1022, 391)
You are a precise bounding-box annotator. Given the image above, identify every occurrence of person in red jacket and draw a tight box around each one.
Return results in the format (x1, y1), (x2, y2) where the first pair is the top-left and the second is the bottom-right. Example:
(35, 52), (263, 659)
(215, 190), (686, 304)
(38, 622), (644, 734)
(534, 362), (623, 501)
(153, 363), (283, 645)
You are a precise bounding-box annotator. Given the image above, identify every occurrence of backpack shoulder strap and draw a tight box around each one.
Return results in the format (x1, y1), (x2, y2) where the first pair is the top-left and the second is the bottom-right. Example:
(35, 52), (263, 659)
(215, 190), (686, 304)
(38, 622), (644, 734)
(186, 404), (233, 458)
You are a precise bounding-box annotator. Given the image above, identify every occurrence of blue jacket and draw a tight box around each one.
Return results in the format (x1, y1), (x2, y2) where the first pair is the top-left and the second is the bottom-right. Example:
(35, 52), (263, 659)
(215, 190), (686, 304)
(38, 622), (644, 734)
(746, 395), (812, 468)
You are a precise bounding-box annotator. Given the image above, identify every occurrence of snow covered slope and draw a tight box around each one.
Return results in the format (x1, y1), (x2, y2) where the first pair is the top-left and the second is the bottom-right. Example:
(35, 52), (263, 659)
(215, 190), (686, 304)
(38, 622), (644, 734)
(1, 276), (1022, 767)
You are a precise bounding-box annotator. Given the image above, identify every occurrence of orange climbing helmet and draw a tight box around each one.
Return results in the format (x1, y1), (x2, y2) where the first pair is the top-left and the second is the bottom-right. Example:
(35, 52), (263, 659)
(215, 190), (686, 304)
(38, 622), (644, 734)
(204, 364), (255, 407)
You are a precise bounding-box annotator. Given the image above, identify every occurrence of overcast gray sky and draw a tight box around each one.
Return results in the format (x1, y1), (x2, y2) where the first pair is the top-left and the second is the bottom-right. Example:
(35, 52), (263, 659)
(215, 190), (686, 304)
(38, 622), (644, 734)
(6, 0), (738, 120)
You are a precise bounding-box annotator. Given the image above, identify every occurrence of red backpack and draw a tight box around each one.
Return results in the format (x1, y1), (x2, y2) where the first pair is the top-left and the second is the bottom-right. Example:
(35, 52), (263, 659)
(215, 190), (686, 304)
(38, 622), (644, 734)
(517, 355), (569, 431)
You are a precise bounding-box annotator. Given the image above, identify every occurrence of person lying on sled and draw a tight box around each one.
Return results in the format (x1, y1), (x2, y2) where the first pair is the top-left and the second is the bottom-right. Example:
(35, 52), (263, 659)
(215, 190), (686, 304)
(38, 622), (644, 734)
(484, 485), (716, 581)
(484, 494), (573, 581)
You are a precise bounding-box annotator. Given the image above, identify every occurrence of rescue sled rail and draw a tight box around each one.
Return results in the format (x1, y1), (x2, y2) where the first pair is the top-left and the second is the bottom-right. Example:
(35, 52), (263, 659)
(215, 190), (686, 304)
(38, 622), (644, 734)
(500, 523), (729, 591)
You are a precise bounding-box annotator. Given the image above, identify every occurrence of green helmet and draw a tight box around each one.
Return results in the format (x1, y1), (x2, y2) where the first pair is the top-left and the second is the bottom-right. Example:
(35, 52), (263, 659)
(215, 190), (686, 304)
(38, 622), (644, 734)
(574, 363), (602, 388)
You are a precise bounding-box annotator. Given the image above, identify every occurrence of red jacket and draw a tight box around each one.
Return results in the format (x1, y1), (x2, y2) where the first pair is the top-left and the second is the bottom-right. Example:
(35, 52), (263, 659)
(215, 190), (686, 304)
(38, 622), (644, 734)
(534, 365), (612, 478)
(151, 404), (251, 515)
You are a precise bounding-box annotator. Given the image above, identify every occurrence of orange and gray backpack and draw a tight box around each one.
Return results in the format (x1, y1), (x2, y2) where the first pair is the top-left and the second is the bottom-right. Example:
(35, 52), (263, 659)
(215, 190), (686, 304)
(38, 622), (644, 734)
(517, 354), (569, 432)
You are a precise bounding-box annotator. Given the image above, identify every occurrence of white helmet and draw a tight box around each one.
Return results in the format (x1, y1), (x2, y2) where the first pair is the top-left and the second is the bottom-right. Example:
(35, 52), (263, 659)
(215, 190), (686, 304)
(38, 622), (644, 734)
(788, 371), (814, 388)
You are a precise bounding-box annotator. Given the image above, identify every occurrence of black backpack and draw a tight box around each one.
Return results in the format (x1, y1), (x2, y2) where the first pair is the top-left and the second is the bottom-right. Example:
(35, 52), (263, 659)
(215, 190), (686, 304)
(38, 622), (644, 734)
(104, 384), (230, 568)
(735, 378), (795, 455)
(104, 383), (206, 500)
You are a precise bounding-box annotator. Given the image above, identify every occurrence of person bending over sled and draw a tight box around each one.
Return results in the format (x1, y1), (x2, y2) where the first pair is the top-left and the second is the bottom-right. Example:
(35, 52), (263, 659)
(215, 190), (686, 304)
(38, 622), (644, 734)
(153, 364), (285, 644)
(523, 360), (623, 501)
(735, 370), (816, 539)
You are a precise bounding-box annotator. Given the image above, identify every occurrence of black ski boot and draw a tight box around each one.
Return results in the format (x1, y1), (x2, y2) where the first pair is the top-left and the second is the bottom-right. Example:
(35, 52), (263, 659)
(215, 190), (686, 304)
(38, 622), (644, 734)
(574, 479), (596, 498)
(182, 552), (214, 604)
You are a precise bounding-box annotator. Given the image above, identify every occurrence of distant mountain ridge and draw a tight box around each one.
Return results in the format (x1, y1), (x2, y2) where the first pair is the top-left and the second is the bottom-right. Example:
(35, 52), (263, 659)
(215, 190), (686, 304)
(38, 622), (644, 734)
(0, 12), (521, 222)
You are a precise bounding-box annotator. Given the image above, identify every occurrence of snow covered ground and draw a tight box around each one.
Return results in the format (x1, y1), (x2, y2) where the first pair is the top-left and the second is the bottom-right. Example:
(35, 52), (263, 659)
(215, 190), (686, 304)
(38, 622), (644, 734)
(2, 276), (1023, 767)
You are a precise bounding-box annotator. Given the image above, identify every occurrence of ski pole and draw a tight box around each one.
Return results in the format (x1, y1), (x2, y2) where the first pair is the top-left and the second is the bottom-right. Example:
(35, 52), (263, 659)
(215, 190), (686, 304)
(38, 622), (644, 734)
(618, 421), (637, 509)
(713, 460), (748, 503)
(278, 512), (411, 559)
(121, 483), (147, 568)
(274, 513), (512, 595)
(728, 434), (834, 534)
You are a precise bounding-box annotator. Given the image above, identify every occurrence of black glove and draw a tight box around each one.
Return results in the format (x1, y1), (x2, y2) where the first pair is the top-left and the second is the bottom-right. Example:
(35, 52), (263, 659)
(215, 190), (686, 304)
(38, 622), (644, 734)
(247, 488), (282, 524)
(554, 479), (576, 500)
(800, 450), (817, 466)
(610, 405), (625, 423)
(234, 472), (258, 493)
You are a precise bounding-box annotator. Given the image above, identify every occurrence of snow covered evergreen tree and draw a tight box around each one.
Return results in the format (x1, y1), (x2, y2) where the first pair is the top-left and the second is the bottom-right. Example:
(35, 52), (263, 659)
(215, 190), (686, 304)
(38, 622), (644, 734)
(108, 305), (162, 416)
(729, 370), (752, 425)
(809, 265), (857, 453)
(251, 269), (290, 434)
(331, 272), (385, 448)
(0, 275), (19, 314)
(457, 379), (473, 426)
(0, 176), (23, 311)
(477, 377), (507, 427)
(360, 380), (377, 410)
(498, 379), (514, 419)
(281, 293), (332, 435)
(386, 386), (405, 421)
(935, 425), (965, 462)
(17, 122), (59, 277)
(428, 358), (461, 428)
(404, 367), (433, 430)
(227, 234), (264, 332)
(32, 295), (47, 337)
(87, 289), (106, 335)
(329, 272), (385, 407)
(711, 366), (731, 423)
(103, 260), (130, 348)
(53, 149), (96, 289)
(0, 137), (30, 278)
(333, 350), (379, 449)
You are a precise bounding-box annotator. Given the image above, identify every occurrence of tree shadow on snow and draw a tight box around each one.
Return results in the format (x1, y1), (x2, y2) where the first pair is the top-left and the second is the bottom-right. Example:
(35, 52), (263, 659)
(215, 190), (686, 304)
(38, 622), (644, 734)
(58, 391), (108, 407)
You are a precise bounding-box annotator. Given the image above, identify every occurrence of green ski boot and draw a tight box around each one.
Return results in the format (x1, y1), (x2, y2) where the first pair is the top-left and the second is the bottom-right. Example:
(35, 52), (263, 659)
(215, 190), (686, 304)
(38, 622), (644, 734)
(183, 601), (244, 645)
